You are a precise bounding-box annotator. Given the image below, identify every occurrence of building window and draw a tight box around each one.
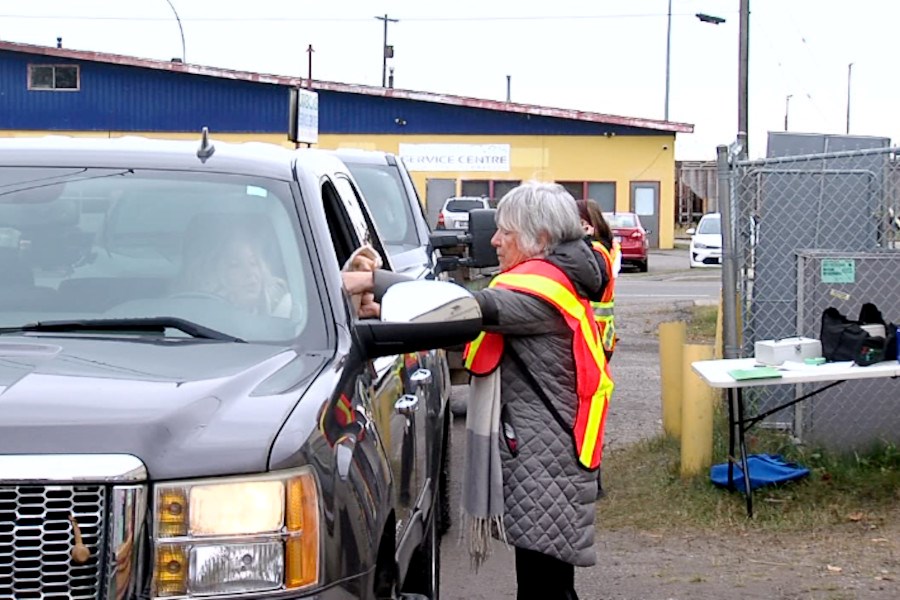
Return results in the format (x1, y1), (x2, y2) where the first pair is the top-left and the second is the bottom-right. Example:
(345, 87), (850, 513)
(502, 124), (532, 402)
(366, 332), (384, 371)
(460, 179), (521, 205)
(587, 182), (616, 212)
(559, 181), (585, 200)
(492, 180), (520, 203)
(461, 180), (490, 198)
(28, 64), (80, 90)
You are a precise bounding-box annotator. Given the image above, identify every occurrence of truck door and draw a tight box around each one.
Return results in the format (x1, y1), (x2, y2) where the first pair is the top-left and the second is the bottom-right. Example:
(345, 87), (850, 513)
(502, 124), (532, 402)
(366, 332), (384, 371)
(328, 175), (427, 560)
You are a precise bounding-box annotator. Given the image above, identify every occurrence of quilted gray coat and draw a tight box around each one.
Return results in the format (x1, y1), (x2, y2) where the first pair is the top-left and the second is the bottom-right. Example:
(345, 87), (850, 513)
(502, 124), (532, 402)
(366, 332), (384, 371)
(473, 238), (609, 567)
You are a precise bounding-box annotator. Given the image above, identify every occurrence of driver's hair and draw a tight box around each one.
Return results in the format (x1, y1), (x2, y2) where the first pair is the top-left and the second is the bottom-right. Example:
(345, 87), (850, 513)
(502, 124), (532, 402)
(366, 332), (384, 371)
(171, 213), (287, 314)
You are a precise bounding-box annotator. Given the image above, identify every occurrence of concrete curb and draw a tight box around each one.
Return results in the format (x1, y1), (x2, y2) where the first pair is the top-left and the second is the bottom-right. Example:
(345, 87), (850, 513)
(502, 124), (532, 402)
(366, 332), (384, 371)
(693, 298), (719, 307)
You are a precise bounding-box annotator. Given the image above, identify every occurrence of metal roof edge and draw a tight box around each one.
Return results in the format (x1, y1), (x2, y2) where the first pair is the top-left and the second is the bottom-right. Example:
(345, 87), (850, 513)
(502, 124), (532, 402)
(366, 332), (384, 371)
(0, 40), (693, 134)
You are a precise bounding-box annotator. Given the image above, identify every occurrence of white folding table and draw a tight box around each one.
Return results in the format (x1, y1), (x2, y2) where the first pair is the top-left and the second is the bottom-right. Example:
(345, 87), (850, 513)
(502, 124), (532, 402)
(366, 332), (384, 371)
(691, 357), (900, 517)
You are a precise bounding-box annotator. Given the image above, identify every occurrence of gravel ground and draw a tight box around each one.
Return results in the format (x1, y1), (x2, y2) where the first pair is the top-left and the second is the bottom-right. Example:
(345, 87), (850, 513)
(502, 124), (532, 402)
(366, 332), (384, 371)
(600, 300), (696, 451)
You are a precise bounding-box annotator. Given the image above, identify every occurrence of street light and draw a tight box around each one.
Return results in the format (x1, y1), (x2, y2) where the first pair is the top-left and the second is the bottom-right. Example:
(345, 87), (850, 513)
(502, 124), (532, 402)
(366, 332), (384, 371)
(664, 5), (726, 121)
(696, 13), (726, 24)
(163, 0), (186, 63)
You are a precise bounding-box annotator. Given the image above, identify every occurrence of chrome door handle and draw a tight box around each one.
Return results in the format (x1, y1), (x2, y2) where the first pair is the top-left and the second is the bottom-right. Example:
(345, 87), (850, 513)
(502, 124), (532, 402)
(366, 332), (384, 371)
(410, 368), (432, 388)
(335, 434), (356, 482)
(395, 394), (419, 416)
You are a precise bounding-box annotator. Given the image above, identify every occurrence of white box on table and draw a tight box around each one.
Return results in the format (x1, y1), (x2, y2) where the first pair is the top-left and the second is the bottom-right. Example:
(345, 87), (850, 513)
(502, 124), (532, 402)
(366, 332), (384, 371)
(754, 337), (822, 366)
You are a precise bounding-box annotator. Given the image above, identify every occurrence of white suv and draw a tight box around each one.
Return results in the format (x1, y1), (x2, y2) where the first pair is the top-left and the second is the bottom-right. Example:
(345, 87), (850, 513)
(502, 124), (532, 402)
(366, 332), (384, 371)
(437, 196), (490, 230)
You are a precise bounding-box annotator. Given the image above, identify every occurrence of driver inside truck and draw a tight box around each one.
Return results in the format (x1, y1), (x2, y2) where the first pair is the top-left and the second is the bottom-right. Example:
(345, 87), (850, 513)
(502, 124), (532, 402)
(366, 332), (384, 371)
(171, 215), (292, 317)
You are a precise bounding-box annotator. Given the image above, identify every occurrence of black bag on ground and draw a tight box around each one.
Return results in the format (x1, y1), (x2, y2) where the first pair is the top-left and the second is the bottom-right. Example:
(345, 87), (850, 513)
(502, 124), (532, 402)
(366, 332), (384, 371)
(820, 303), (894, 366)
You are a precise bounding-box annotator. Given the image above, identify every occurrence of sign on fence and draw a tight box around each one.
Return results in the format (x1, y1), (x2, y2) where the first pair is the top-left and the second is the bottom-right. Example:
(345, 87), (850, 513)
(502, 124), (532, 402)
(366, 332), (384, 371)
(820, 259), (856, 284)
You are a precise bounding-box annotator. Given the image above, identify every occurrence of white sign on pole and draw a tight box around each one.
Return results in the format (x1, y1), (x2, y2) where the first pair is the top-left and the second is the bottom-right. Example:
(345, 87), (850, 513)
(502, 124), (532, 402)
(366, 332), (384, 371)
(399, 143), (510, 172)
(294, 89), (319, 144)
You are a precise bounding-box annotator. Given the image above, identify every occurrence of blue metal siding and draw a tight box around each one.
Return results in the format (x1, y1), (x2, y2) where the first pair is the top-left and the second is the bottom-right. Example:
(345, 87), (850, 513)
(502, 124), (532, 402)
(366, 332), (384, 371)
(317, 90), (658, 136)
(1, 49), (661, 136)
(0, 50), (287, 132)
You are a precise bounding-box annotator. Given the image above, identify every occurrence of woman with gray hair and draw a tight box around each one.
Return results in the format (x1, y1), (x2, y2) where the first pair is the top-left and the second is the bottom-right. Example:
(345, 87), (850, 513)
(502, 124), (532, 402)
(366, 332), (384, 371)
(343, 181), (614, 598)
(461, 181), (613, 599)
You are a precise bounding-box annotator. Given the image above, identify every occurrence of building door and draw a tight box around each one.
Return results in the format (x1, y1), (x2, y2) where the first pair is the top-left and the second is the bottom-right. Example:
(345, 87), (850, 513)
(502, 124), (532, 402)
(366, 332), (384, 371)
(630, 181), (660, 248)
(426, 178), (456, 229)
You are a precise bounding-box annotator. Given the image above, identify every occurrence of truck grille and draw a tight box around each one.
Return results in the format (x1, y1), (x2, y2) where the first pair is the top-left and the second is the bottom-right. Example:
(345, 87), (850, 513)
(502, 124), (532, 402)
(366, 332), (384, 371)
(0, 484), (106, 599)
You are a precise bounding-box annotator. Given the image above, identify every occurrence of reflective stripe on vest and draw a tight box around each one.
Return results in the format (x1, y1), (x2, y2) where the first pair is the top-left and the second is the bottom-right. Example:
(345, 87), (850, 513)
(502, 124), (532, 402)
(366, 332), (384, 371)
(590, 241), (616, 354)
(463, 259), (614, 469)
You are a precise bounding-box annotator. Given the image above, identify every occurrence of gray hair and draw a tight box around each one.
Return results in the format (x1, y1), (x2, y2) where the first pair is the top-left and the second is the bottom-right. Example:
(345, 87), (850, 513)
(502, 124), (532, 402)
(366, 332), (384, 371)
(495, 181), (584, 256)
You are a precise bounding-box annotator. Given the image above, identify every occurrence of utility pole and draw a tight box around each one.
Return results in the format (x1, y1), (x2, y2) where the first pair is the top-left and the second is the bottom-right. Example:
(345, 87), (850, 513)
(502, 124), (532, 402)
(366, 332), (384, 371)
(664, 0), (673, 121)
(375, 14), (399, 87)
(306, 44), (314, 89)
(506, 75), (511, 102)
(846, 62), (853, 134)
(737, 0), (750, 157)
(784, 94), (792, 131)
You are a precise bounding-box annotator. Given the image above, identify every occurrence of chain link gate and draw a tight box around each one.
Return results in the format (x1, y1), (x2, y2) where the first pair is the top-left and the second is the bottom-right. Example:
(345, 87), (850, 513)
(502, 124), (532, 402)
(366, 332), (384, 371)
(725, 146), (900, 450)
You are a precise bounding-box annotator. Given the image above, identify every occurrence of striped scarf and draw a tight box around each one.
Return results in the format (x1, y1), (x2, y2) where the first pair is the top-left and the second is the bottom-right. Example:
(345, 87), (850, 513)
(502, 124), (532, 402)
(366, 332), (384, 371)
(460, 367), (507, 571)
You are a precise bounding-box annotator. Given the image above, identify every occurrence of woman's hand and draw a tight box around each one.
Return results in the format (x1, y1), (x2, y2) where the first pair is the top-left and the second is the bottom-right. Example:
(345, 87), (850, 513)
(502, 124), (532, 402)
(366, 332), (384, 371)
(357, 292), (381, 319)
(341, 246), (383, 318)
(343, 245), (382, 273)
(341, 271), (374, 295)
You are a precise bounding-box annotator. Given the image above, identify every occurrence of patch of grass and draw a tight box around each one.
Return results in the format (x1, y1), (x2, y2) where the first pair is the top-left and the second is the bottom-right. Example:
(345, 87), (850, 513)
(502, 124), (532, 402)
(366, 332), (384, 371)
(599, 408), (899, 532)
(685, 305), (718, 343)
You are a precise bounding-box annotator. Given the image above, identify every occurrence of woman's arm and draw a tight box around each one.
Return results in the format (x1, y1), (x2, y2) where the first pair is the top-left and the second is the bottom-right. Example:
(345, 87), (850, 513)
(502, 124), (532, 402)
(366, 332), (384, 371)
(342, 270), (564, 335)
(473, 287), (566, 335)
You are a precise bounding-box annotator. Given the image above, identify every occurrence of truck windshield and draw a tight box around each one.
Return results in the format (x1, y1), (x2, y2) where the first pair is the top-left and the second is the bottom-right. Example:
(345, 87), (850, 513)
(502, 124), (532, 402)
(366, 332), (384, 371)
(0, 167), (326, 345)
(344, 163), (421, 252)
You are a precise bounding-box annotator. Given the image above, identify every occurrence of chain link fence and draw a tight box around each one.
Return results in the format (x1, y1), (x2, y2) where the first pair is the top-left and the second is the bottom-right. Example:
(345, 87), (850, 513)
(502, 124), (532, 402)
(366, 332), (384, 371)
(727, 145), (900, 451)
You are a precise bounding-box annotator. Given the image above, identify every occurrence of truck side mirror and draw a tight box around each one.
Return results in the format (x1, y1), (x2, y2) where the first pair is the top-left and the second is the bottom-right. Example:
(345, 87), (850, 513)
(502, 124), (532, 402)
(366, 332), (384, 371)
(467, 208), (498, 268)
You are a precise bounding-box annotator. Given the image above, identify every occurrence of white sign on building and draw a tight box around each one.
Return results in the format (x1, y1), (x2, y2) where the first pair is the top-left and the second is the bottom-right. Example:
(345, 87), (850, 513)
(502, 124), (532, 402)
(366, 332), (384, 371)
(399, 143), (510, 172)
(291, 88), (319, 144)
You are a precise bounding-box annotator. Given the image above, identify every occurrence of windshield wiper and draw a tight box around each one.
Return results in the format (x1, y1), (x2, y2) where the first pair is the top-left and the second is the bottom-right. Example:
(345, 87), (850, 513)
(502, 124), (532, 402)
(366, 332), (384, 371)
(0, 317), (244, 343)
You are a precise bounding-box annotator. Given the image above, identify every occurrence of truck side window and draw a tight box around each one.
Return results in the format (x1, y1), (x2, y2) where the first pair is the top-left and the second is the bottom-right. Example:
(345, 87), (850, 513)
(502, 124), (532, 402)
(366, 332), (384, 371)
(332, 175), (390, 270)
(321, 178), (360, 267)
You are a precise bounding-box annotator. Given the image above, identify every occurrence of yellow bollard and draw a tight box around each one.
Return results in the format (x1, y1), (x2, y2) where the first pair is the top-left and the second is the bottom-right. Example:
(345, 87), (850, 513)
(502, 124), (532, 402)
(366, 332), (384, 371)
(714, 290), (724, 359)
(659, 321), (686, 439)
(681, 343), (716, 477)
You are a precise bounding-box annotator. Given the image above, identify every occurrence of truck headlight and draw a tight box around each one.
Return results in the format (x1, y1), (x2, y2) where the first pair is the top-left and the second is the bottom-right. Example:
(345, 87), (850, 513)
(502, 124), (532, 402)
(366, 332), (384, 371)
(152, 468), (320, 598)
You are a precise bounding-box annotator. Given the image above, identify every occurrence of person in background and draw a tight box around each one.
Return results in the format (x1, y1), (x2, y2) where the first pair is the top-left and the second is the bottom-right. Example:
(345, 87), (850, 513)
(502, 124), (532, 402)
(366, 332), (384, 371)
(575, 199), (619, 360)
(575, 199), (619, 502)
(344, 181), (614, 599)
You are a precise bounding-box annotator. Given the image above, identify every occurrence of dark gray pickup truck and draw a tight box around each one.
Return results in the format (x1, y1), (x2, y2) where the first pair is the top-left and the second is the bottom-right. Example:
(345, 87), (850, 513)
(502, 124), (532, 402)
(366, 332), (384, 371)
(0, 135), (481, 599)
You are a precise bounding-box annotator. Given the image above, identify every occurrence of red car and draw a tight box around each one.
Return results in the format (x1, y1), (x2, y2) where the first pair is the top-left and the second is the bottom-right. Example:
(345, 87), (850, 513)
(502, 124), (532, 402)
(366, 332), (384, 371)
(603, 212), (649, 272)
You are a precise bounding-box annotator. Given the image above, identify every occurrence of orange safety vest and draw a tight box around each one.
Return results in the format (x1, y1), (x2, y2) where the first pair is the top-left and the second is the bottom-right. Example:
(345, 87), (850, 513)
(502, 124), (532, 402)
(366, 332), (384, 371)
(463, 259), (614, 470)
(590, 241), (616, 355)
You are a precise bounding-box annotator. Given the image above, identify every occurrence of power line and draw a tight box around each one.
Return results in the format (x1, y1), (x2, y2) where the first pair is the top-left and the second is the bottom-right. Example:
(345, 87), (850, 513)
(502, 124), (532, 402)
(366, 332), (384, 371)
(0, 11), (737, 24)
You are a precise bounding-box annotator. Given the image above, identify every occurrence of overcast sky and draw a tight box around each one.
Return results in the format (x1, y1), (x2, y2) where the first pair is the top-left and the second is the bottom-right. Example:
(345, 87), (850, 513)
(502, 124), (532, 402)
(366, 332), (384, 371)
(2, 0), (898, 160)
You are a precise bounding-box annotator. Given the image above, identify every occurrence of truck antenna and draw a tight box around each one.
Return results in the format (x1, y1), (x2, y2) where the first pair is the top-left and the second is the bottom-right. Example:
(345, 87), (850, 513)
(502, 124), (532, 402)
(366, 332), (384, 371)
(197, 127), (215, 162)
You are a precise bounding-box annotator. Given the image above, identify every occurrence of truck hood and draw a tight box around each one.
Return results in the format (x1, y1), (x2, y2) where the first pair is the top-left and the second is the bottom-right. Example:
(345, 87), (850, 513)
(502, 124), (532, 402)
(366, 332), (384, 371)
(0, 337), (328, 480)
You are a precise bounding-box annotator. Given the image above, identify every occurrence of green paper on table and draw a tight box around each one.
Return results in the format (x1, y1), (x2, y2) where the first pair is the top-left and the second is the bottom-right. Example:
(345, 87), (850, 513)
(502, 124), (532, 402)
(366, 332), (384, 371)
(727, 366), (783, 381)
